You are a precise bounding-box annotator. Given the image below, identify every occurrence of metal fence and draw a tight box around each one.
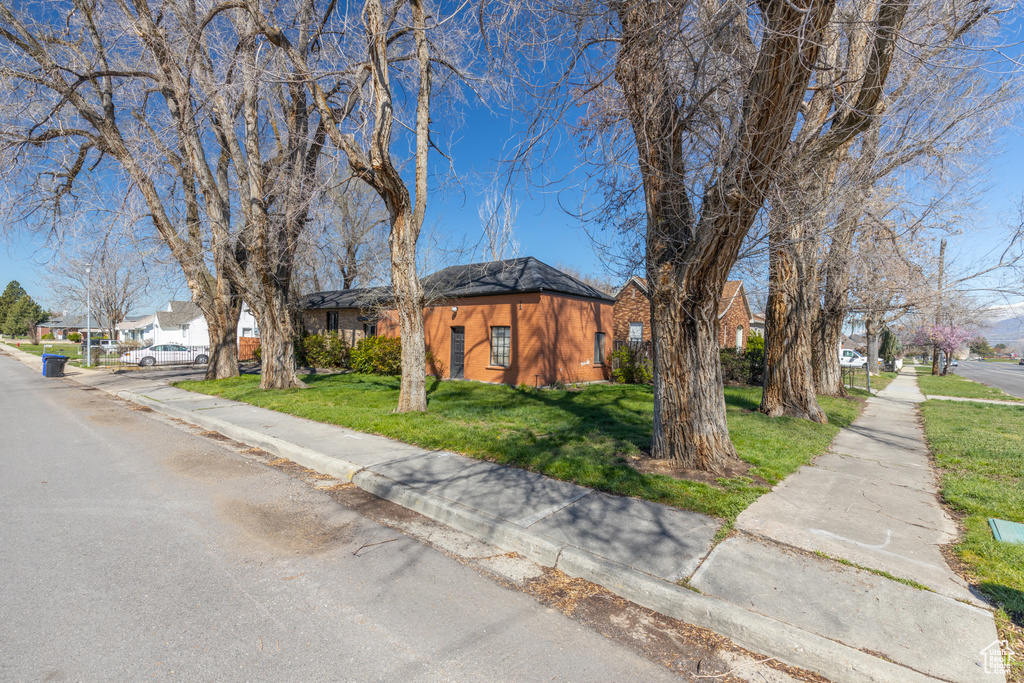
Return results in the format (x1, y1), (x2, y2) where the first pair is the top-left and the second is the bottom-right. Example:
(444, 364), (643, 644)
(78, 343), (213, 368)
(841, 364), (872, 392)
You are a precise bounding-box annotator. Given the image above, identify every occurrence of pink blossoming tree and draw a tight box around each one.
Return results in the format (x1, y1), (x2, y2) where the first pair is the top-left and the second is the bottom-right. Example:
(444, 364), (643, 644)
(912, 325), (975, 376)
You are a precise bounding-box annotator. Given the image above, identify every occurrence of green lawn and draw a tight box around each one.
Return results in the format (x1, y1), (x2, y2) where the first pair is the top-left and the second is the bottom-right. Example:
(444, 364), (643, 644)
(920, 400), (1024, 673)
(178, 374), (861, 522)
(915, 366), (1023, 402)
(845, 370), (897, 392)
(2, 341), (82, 356)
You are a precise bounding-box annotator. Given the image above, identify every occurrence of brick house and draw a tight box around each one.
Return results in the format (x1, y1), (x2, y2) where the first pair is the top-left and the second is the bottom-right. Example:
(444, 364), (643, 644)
(612, 276), (754, 350)
(302, 257), (615, 386)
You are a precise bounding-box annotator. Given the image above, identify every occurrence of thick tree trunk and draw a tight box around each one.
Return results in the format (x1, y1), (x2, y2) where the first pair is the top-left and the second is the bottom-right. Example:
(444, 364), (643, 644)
(760, 211), (827, 422)
(611, 0), (834, 470)
(812, 306), (847, 397)
(255, 280), (306, 390)
(650, 282), (739, 473)
(202, 295), (241, 380)
(864, 317), (880, 374)
(391, 212), (427, 412)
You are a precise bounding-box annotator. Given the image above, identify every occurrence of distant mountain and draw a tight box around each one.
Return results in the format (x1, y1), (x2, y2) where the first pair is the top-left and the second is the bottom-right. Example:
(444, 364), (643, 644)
(977, 302), (1024, 348)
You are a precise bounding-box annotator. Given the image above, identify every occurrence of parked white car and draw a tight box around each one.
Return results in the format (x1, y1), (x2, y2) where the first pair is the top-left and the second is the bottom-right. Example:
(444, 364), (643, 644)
(840, 349), (868, 368)
(121, 343), (209, 367)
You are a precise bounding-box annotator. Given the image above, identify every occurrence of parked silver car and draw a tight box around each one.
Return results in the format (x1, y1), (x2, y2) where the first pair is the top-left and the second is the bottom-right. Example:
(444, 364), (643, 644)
(121, 344), (209, 367)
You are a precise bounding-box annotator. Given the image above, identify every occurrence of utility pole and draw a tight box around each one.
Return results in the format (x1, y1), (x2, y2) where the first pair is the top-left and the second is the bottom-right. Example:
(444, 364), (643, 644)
(931, 239), (946, 376)
(85, 263), (92, 368)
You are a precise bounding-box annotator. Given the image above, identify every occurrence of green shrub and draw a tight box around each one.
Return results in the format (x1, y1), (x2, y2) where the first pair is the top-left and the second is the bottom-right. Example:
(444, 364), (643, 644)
(41, 333), (55, 340)
(350, 336), (402, 376)
(611, 345), (653, 384)
(67, 332), (81, 342)
(720, 348), (748, 385)
(302, 332), (350, 368)
(720, 334), (765, 387)
(746, 330), (765, 386)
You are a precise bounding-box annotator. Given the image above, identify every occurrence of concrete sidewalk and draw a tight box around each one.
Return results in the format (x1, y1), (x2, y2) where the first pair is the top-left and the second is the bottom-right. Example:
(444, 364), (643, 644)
(2, 344), (1005, 682)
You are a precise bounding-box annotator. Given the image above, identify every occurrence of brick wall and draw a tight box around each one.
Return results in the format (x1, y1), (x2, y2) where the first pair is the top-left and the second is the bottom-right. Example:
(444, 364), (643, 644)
(612, 280), (651, 342)
(302, 308), (372, 347)
(379, 292), (613, 387)
(717, 288), (752, 350)
(613, 279), (753, 350)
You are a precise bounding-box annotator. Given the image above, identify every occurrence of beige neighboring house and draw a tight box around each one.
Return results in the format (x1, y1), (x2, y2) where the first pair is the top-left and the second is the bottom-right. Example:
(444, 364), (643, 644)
(749, 312), (765, 337)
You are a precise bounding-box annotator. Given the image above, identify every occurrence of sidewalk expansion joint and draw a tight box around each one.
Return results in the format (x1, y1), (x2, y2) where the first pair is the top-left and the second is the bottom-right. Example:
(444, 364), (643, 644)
(513, 490), (592, 528)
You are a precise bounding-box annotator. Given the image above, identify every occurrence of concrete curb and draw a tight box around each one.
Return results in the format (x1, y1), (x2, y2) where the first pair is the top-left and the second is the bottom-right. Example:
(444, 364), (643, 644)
(87, 379), (944, 683)
(115, 389), (363, 483)
(352, 470), (565, 568)
(553, 546), (936, 683)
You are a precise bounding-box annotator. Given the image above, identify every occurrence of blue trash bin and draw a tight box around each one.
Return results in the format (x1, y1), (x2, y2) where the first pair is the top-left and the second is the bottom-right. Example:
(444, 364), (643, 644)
(43, 355), (70, 378)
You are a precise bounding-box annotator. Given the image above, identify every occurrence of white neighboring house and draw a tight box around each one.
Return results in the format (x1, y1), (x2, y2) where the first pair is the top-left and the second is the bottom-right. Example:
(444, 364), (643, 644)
(116, 301), (259, 346)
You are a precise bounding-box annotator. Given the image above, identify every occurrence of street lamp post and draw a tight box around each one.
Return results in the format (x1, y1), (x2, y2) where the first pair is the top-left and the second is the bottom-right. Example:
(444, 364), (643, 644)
(85, 263), (92, 368)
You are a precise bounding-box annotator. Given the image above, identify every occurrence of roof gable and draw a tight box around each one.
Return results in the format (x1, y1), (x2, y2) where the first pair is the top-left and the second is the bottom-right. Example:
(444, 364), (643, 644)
(614, 277), (752, 320)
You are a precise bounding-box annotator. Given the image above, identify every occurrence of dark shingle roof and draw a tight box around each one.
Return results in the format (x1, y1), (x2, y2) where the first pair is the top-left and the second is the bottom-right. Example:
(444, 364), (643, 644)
(302, 258), (615, 310)
(421, 257), (615, 302)
(302, 286), (392, 310)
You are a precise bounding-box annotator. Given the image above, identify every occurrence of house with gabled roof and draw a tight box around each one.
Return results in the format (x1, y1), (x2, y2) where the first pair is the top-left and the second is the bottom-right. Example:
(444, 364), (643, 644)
(612, 276), (754, 350)
(116, 300), (259, 347)
(302, 257), (615, 386)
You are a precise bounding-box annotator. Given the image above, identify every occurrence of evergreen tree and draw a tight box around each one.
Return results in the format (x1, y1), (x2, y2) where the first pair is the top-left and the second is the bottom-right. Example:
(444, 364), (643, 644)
(0, 281), (28, 330)
(880, 327), (903, 370)
(3, 294), (49, 342)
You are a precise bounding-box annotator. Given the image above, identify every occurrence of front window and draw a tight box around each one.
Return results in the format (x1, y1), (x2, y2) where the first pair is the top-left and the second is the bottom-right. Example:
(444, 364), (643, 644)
(363, 323), (377, 338)
(595, 332), (606, 365)
(736, 325), (744, 349)
(326, 311), (339, 333)
(181, 323), (189, 337)
(628, 322), (643, 342)
(490, 326), (511, 367)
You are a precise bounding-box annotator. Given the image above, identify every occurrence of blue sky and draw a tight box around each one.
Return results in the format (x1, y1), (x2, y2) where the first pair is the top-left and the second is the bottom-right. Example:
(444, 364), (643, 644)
(2, 43), (1022, 314)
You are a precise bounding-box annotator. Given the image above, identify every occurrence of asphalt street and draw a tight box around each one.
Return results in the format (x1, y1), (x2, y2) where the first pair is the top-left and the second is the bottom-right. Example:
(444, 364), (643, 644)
(951, 358), (1024, 398)
(0, 353), (681, 682)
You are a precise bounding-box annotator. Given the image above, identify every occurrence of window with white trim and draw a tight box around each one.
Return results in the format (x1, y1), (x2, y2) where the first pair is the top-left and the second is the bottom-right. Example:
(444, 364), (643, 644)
(490, 326), (511, 367)
(628, 322), (643, 341)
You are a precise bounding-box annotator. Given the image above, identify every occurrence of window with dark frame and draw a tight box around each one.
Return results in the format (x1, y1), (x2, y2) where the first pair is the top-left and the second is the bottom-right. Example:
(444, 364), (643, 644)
(363, 322), (377, 338)
(490, 326), (511, 367)
(595, 332), (606, 365)
(326, 311), (339, 332)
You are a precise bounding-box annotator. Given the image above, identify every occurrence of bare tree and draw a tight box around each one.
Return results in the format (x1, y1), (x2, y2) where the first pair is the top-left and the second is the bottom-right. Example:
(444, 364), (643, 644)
(252, 0), (484, 411)
(491, 0), (840, 471)
(0, 1), (251, 380)
(295, 174), (390, 295)
(555, 263), (616, 296)
(477, 188), (520, 261)
(759, 0), (915, 421)
(42, 237), (152, 340)
(763, 0), (1018, 406)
